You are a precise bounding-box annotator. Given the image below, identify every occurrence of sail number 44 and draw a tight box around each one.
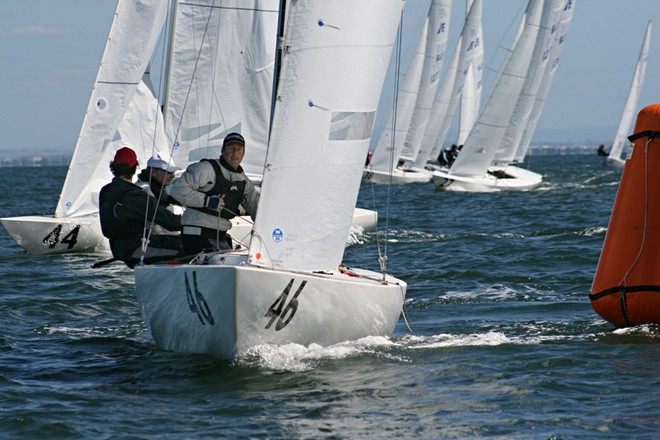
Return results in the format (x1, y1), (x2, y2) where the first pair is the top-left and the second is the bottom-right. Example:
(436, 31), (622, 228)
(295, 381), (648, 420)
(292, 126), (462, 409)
(43, 224), (80, 249)
(265, 279), (307, 331)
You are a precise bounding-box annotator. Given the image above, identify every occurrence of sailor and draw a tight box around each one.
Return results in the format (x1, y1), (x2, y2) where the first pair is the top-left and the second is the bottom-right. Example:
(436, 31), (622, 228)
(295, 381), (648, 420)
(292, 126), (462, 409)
(136, 151), (183, 235)
(170, 132), (259, 255)
(597, 144), (609, 156)
(438, 144), (458, 167)
(99, 146), (183, 268)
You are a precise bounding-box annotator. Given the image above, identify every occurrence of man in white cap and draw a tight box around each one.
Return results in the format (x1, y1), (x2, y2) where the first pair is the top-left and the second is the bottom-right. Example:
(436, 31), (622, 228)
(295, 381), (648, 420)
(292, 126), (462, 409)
(170, 132), (259, 255)
(137, 151), (183, 236)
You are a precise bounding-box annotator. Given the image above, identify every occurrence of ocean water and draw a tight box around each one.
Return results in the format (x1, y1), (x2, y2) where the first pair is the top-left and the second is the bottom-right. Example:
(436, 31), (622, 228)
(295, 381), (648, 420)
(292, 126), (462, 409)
(0, 154), (658, 439)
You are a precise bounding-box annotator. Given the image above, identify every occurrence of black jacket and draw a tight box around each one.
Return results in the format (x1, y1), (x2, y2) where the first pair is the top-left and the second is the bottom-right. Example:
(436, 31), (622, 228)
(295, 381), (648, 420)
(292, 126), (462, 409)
(99, 177), (181, 261)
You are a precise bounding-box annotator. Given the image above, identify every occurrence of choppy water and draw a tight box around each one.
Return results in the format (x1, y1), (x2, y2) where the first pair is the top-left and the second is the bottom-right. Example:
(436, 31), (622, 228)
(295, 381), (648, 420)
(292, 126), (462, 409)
(1, 155), (658, 439)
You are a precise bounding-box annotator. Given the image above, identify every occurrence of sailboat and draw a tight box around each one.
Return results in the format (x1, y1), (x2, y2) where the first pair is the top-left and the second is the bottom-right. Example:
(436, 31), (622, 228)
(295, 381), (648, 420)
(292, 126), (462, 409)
(457, 1), (483, 148)
(134, 0), (407, 358)
(0, 0), (376, 255)
(363, 0), (452, 185)
(432, 0), (574, 192)
(606, 20), (652, 166)
(0, 2), (171, 254)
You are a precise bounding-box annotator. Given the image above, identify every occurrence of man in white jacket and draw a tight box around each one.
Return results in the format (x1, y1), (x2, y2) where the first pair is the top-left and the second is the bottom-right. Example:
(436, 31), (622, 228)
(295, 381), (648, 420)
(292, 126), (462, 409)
(170, 132), (259, 255)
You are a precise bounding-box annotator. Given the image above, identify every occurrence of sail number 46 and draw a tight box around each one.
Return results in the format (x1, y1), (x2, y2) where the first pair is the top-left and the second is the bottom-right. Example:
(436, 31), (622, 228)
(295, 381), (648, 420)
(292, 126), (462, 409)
(265, 279), (307, 331)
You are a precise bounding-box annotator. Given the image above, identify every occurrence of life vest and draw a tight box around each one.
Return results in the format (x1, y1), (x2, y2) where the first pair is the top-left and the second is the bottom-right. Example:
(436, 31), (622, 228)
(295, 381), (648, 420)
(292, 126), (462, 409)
(193, 158), (245, 219)
(590, 103), (660, 327)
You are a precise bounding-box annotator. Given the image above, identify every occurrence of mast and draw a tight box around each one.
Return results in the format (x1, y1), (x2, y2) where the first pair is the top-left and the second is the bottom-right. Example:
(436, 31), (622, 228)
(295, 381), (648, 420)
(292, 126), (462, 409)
(268, 0), (288, 139)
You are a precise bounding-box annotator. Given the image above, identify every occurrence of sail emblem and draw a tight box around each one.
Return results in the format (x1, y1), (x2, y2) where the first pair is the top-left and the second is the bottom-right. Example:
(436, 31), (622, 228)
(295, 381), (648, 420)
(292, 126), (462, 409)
(95, 97), (109, 112)
(272, 228), (284, 243)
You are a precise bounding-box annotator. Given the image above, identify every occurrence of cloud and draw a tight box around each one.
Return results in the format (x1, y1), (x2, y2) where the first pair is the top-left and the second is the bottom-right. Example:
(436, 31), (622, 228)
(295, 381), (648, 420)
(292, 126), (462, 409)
(0, 25), (76, 37)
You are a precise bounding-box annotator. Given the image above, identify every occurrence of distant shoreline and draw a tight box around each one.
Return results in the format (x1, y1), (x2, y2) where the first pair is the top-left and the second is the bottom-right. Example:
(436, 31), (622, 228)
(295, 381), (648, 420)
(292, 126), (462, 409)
(0, 144), (615, 168)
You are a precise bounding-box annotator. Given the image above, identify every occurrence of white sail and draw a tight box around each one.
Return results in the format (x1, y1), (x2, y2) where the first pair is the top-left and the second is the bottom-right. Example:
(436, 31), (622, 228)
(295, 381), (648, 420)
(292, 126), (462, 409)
(55, 0), (168, 218)
(494, 0), (565, 166)
(514, 0), (575, 162)
(399, 0), (452, 166)
(117, 76), (169, 165)
(164, 0), (279, 176)
(249, 0), (403, 272)
(423, 0), (483, 163)
(608, 20), (652, 164)
(457, 0), (484, 146)
(457, 59), (483, 146)
(368, 15), (428, 173)
(449, 0), (543, 178)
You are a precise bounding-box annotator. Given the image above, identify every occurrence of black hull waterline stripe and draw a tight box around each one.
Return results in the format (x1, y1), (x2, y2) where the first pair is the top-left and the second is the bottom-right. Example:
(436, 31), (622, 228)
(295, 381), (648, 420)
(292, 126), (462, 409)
(627, 130), (660, 142)
(589, 284), (660, 301)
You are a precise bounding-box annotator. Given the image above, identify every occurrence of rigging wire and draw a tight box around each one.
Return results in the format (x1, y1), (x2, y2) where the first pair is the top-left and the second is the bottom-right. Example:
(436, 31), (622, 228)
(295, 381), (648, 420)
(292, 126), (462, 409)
(169, 0), (222, 153)
(140, 0), (223, 260)
(374, 10), (405, 281)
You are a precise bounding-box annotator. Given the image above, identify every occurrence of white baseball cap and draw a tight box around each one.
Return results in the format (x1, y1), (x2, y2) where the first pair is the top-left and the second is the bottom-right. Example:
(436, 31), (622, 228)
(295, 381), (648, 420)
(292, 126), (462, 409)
(147, 151), (180, 172)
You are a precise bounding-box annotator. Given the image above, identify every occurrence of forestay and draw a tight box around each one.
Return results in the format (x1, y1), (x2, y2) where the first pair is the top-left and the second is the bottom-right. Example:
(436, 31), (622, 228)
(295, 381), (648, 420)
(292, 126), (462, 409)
(164, 0), (279, 175)
(56, 0), (168, 218)
(249, 0), (403, 271)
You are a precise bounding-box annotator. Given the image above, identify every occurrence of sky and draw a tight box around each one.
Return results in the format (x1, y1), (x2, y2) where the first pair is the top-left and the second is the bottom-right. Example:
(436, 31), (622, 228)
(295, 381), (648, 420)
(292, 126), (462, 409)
(0, 0), (659, 153)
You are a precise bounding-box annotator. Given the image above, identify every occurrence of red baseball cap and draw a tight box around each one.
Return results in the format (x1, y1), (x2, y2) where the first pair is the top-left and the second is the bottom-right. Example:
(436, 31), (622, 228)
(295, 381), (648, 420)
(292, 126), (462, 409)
(113, 146), (138, 166)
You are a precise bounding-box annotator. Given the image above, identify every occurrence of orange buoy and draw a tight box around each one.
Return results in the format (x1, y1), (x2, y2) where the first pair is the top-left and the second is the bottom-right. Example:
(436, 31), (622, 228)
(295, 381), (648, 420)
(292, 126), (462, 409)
(590, 103), (660, 327)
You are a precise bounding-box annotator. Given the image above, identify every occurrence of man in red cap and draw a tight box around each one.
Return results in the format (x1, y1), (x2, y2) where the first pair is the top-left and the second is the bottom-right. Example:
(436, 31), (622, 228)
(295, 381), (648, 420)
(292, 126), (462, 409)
(99, 146), (184, 268)
(170, 132), (259, 254)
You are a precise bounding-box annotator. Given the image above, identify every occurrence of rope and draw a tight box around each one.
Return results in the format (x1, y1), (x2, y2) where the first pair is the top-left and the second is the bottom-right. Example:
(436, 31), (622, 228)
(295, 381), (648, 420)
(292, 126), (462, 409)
(139, 1), (223, 263)
(374, 9), (404, 281)
(616, 136), (653, 325)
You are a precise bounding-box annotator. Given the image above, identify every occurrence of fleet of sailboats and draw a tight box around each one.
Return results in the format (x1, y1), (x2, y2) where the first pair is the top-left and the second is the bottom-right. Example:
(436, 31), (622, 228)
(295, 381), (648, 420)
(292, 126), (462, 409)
(431, 0), (575, 191)
(363, 0), (452, 185)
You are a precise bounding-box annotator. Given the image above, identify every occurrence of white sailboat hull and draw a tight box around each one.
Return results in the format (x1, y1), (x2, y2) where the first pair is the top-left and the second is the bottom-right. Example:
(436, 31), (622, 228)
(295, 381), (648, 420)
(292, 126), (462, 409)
(432, 164), (542, 192)
(351, 207), (378, 231)
(0, 215), (107, 254)
(606, 156), (626, 167)
(1, 208), (377, 255)
(362, 167), (432, 185)
(134, 252), (406, 359)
